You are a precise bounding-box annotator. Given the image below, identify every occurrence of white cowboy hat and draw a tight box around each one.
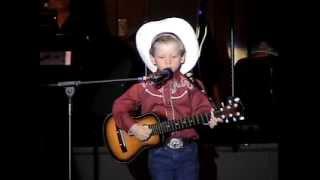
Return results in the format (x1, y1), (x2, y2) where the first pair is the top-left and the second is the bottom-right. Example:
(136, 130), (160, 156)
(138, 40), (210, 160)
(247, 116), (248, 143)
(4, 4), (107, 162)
(135, 17), (200, 74)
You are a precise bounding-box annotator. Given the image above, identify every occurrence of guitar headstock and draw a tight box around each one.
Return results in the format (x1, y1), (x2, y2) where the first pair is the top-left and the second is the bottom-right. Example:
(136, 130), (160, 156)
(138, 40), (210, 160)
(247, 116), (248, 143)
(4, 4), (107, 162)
(214, 97), (245, 123)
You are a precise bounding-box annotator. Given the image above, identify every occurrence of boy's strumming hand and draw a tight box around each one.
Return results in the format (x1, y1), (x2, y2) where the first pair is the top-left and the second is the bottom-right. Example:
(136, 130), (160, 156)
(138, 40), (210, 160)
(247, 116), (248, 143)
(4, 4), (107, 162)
(129, 124), (152, 141)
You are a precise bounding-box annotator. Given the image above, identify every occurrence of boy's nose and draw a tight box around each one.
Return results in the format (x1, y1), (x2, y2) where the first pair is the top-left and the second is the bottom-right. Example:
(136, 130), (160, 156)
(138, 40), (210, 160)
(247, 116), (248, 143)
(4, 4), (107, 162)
(165, 58), (172, 63)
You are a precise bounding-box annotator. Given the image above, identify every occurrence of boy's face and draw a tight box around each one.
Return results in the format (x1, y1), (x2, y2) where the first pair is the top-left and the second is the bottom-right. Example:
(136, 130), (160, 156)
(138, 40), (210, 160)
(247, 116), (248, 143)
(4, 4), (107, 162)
(150, 41), (185, 73)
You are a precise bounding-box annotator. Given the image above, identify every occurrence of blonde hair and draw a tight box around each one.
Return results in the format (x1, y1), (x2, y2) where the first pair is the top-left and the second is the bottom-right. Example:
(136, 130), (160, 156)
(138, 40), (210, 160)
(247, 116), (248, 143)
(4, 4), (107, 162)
(149, 32), (185, 57)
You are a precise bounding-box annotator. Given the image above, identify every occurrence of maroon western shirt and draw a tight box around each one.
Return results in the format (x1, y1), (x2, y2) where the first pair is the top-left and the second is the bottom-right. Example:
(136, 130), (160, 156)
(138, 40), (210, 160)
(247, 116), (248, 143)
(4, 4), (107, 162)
(112, 72), (213, 140)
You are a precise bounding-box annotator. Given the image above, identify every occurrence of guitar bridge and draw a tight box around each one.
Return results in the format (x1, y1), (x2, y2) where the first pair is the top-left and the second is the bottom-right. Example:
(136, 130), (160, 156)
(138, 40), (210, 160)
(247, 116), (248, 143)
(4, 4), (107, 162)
(116, 127), (128, 152)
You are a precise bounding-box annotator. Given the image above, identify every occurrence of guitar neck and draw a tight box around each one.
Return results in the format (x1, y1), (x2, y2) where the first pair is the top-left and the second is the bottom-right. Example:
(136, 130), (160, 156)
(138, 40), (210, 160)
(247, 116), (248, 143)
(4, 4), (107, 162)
(149, 112), (215, 135)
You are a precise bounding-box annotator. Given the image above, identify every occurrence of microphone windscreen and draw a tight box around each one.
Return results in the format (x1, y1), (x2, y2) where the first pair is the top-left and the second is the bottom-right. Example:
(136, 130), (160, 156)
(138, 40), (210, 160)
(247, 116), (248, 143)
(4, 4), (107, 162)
(152, 68), (173, 85)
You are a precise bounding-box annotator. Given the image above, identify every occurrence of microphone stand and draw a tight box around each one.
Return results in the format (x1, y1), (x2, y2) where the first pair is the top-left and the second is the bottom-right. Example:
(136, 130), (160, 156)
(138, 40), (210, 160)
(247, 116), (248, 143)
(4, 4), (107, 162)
(47, 77), (145, 180)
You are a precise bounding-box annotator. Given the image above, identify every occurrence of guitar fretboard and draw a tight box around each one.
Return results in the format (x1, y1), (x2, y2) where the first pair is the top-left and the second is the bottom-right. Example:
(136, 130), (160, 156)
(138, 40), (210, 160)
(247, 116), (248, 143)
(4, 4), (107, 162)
(147, 101), (242, 135)
(149, 112), (213, 135)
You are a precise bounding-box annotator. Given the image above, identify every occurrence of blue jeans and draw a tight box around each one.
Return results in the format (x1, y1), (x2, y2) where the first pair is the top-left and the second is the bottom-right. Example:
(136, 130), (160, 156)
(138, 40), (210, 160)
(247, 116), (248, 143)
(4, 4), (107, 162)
(148, 142), (199, 180)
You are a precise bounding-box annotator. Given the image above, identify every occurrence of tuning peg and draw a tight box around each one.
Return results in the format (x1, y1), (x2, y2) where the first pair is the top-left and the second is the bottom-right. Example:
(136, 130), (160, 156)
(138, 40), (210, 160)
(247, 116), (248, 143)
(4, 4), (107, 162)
(236, 112), (241, 116)
(233, 103), (239, 108)
(220, 102), (225, 107)
(232, 117), (237, 122)
(234, 97), (240, 102)
(225, 119), (229, 123)
(221, 114), (226, 119)
(239, 116), (245, 120)
(226, 105), (231, 109)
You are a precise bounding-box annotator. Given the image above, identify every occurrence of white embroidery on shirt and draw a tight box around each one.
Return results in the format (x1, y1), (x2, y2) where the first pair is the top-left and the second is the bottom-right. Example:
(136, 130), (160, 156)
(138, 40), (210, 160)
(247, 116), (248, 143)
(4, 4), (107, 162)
(171, 90), (188, 99)
(145, 88), (163, 98)
(171, 78), (194, 94)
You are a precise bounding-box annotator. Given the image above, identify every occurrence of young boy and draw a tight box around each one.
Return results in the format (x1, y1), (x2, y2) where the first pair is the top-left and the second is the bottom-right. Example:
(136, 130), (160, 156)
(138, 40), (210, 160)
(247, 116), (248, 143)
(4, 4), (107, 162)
(112, 17), (222, 180)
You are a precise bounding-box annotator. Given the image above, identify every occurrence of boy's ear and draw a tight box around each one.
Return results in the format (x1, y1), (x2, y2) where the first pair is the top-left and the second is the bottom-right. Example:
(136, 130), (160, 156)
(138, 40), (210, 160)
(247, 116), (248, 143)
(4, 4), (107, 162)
(150, 55), (156, 65)
(180, 55), (185, 64)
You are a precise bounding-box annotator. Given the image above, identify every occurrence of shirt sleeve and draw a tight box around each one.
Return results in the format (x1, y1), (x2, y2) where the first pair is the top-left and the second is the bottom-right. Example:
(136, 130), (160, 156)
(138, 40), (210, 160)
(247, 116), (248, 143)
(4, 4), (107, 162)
(112, 83), (144, 131)
(190, 80), (214, 115)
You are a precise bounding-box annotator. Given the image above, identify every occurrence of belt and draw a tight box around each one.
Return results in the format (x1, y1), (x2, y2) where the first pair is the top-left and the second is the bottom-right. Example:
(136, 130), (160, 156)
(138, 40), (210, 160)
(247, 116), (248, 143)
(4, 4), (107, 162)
(166, 138), (193, 149)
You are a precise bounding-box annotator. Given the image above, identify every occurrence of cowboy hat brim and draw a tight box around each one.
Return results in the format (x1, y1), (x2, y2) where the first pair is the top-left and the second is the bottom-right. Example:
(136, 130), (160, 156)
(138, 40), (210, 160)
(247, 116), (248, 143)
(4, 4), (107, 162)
(135, 17), (200, 74)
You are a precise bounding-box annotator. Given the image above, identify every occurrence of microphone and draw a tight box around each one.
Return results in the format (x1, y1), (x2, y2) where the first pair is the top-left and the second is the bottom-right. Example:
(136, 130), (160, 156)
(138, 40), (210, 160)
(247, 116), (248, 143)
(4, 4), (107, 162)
(140, 68), (173, 85)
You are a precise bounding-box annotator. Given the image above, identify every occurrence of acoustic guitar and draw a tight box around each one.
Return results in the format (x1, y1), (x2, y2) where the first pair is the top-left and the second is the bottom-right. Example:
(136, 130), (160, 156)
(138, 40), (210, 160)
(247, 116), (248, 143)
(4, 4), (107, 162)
(103, 97), (244, 163)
